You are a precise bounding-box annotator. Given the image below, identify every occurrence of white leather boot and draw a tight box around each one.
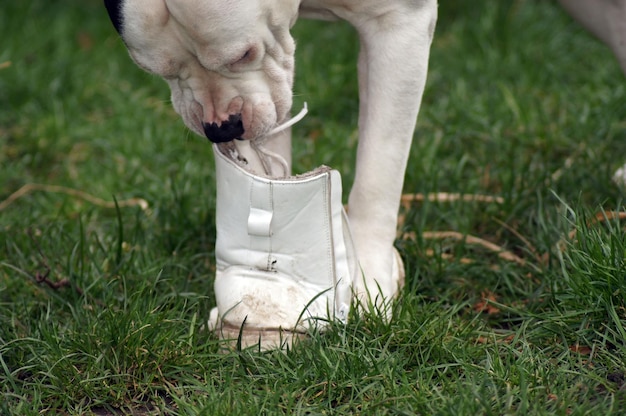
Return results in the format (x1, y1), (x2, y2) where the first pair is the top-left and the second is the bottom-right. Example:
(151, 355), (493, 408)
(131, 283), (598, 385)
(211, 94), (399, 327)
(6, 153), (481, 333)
(208, 142), (357, 349)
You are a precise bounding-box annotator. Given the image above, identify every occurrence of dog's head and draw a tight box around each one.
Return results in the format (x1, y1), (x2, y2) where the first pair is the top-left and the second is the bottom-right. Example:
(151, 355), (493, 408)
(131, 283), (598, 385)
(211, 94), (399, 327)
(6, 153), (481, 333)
(105, 0), (299, 143)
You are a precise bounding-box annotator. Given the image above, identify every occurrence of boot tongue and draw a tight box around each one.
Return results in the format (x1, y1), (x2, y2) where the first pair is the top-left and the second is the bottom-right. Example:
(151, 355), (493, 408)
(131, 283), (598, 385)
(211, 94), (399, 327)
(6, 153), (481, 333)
(215, 141), (333, 182)
(216, 103), (308, 178)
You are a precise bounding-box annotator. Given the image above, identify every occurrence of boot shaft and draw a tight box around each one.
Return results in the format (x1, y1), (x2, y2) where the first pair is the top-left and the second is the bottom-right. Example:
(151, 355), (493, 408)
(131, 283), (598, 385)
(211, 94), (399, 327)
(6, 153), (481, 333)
(212, 144), (354, 332)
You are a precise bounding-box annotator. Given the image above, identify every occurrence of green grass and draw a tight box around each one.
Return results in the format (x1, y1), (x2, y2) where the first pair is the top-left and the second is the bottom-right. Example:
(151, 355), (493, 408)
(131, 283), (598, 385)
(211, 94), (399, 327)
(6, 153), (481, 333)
(2, 0), (626, 414)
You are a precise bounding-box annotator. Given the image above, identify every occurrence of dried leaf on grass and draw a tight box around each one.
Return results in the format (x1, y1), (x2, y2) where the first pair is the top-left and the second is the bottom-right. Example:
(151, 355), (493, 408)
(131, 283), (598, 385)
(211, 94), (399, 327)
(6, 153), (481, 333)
(474, 290), (501, 315)
(569, 344), (593, 355)
(476, 334), (516, 344)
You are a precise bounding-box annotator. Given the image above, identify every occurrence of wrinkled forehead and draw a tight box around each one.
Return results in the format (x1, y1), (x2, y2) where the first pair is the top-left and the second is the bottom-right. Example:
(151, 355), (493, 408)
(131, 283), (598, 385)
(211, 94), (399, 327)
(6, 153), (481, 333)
(120, 0), (297, 48)
(164, 0), (260, 40)
(116, 0), (298, 74)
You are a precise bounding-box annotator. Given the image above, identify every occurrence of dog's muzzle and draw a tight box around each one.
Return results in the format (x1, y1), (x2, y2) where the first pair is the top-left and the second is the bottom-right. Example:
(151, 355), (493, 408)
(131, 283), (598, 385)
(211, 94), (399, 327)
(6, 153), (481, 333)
(203, 114), (245, 143)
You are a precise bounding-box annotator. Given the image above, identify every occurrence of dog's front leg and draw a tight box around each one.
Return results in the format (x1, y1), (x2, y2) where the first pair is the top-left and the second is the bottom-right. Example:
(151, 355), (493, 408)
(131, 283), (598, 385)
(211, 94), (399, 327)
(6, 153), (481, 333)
(345, 1), (438, 308)
(558, 0), (626, 76)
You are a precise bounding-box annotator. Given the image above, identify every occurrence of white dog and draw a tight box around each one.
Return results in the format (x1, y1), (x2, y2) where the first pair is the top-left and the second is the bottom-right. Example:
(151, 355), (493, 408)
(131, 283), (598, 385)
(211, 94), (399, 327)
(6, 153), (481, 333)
(104, 0), (626, 347)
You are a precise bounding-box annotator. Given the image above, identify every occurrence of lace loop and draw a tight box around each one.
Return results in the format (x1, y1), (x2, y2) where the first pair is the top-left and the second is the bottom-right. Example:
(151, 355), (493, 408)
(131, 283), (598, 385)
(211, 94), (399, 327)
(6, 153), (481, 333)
(252, 103), (308, 177)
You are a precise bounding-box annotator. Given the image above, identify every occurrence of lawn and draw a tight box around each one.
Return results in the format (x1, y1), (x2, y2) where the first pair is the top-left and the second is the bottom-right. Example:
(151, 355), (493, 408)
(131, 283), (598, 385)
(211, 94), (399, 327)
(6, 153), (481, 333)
(1, 0), (626, 414)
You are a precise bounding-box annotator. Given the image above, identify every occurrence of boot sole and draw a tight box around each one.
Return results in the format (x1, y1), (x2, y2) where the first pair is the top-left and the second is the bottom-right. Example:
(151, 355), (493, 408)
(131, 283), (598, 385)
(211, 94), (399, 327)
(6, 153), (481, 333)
(215, 322), (309, 351)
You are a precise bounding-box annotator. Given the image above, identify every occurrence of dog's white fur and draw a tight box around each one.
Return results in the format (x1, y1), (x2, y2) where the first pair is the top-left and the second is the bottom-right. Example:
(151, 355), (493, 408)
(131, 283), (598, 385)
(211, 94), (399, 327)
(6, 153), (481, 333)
(109, 0), (626, 303)
(118, 0), (299, 141)
(111, 0), (437, 303)
(558, 0), (626, 75)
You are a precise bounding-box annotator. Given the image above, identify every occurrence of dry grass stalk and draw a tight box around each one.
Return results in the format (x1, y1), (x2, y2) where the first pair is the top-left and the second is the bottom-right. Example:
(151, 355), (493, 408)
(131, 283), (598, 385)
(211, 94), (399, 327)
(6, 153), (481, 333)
(400, 192), (504, 210)
(0, 183), (149, 212)
(398, 192), (505, 231)
(403, 230), (526, 266)
(556, 210), (626, 252)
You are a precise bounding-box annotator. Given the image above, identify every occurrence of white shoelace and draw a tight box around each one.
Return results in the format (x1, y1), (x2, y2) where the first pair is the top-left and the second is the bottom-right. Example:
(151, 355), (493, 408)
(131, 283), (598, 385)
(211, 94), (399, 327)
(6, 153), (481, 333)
(250, 103), (308, 177)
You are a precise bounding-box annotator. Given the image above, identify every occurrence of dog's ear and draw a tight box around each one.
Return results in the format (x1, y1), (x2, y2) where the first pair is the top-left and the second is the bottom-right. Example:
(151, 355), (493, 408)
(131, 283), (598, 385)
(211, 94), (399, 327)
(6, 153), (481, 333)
(104, 0), (124, 35)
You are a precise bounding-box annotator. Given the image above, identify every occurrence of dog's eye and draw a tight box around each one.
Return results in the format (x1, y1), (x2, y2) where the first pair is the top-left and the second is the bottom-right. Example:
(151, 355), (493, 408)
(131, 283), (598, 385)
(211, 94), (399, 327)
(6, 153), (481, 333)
(239, 49), (252, 62)
(231, 48), (256, 66)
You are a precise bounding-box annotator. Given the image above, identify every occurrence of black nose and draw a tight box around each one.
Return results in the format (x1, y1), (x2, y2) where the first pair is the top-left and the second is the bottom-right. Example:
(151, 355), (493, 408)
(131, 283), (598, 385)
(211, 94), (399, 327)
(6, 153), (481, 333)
(202, 114), (245, 143)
